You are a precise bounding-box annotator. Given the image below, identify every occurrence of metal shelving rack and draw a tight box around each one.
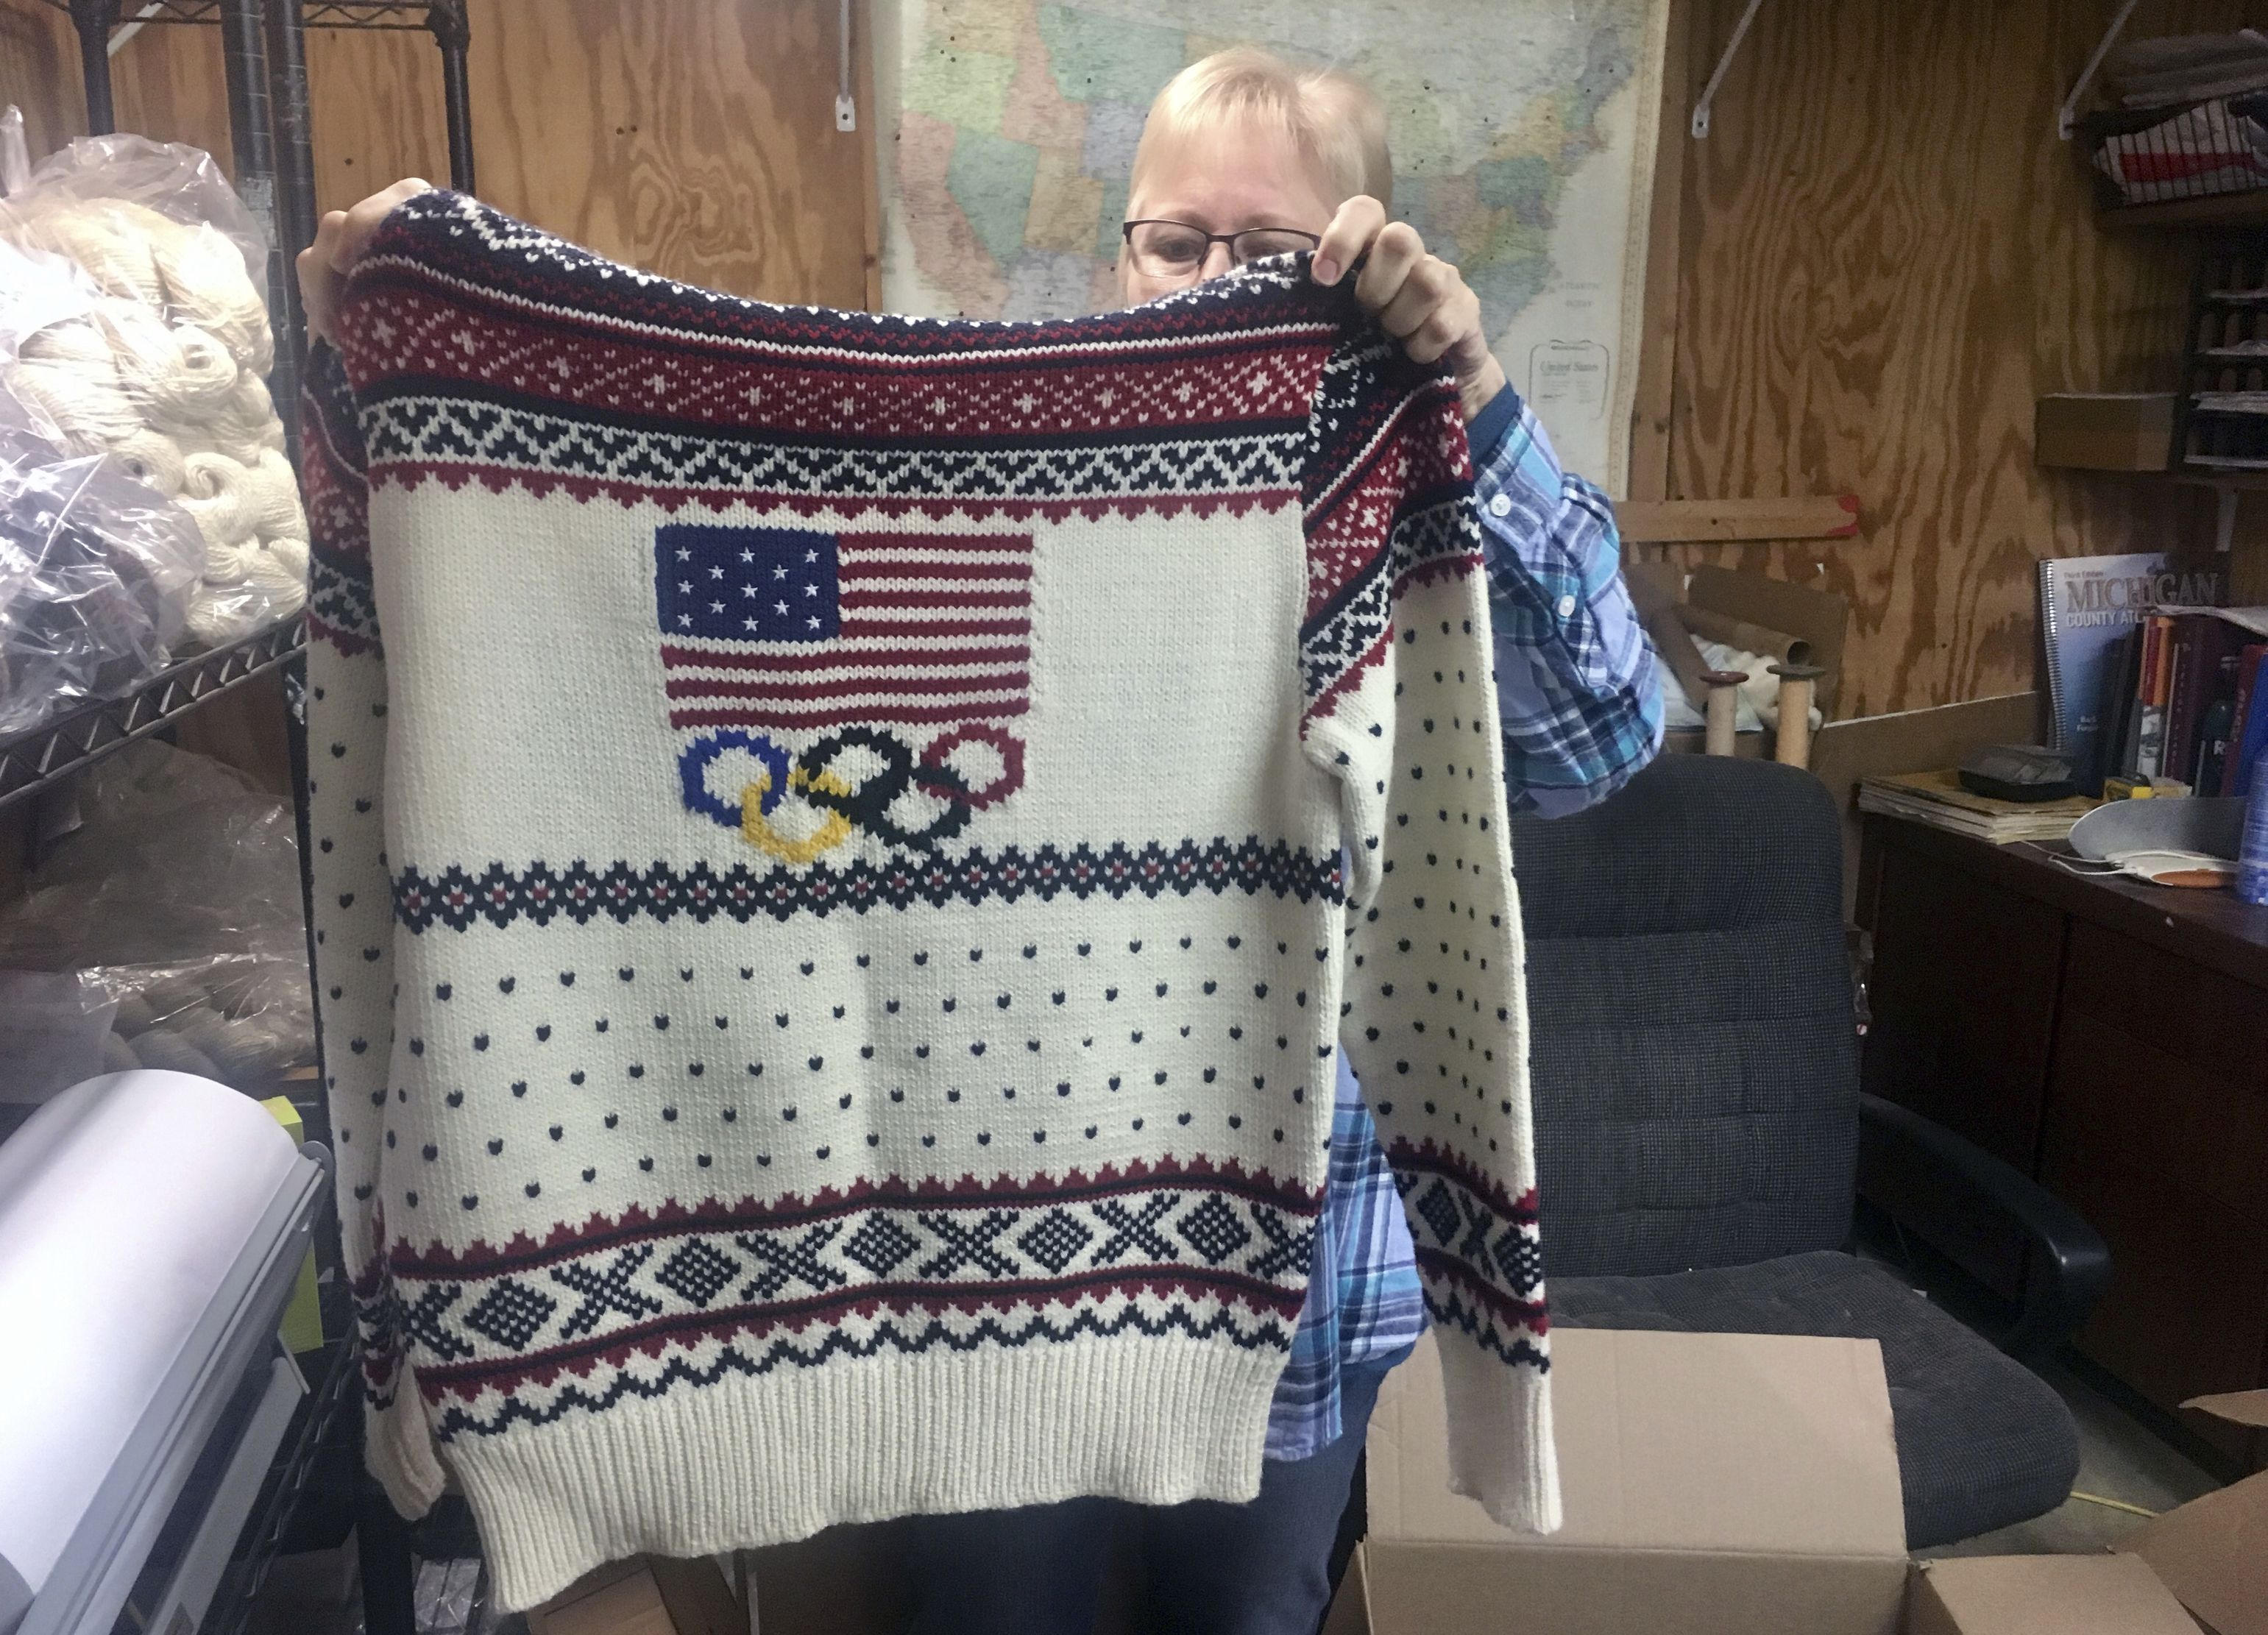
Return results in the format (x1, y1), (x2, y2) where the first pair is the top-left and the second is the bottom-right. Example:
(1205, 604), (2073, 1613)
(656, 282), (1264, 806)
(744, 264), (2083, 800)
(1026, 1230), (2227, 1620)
(12, 9), (478, 1632)
(43, 0), (475, 447)
(0, 616), (306, 812)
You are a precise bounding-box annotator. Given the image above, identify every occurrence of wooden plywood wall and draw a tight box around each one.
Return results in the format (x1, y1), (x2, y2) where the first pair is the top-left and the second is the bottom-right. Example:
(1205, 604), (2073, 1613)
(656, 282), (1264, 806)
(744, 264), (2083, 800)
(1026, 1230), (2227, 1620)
(4, 0), (2259, 718)
(1655, 0), (2256, 720)
(1, 0), (873, 308)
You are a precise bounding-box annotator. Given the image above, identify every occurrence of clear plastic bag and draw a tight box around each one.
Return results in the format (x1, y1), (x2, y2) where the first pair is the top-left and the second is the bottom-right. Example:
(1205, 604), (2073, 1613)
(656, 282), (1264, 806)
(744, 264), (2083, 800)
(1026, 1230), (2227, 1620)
(8, 130), (268, 291)
(0, 968), (118, 1104)
(0, 742), (314, 1091)
(0, 119), (305, 661)
(0, 420), (204, 737)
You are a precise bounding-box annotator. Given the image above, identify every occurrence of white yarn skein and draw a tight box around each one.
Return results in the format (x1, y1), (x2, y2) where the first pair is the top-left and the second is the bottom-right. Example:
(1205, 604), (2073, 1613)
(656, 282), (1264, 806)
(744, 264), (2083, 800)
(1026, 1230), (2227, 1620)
(179, 448), (302, 542)
(4, 357), (141, 453)
(177, 452), (263, 547)
(205, 371), (286, 461)
(18, 319), (113, 369)
(186, 533), (305, 645)
(104, 428), (191, 497)
(149, 219), (273, 376)
(250, 532), (308, 609)
(95, 299), (238, 430)
(7, 200), (165, 303)
(249, 447), (307, 536)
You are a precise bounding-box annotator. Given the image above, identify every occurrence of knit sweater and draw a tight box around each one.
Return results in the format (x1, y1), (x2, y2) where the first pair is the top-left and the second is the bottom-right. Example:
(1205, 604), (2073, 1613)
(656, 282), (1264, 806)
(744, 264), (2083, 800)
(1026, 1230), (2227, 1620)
(303, 190), (1556, 1609)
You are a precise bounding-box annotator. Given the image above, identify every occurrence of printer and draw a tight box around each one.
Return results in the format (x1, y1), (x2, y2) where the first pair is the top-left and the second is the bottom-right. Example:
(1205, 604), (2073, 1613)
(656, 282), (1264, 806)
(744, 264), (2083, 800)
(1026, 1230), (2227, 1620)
(0, 1071), (329, 1635)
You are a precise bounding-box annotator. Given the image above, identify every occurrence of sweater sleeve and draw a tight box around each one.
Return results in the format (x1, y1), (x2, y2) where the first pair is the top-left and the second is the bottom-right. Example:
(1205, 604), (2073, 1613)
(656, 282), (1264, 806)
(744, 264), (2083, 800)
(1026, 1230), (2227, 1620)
(1299, 332), (1560, 1534)
(302, 343), (448, 1519)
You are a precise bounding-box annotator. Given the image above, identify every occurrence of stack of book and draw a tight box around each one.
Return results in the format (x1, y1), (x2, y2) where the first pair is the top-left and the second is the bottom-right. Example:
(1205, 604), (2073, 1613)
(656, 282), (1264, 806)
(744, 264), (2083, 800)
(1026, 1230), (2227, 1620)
(2088, 606), (2268, 795)
(2037, 553), (2247, 794)
(1857, 770), (2098, 844)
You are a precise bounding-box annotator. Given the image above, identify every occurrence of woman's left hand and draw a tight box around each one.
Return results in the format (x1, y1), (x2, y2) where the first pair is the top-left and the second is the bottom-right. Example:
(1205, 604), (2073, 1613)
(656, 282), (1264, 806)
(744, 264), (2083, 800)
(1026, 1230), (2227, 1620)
(1311, 195), (1506, 424)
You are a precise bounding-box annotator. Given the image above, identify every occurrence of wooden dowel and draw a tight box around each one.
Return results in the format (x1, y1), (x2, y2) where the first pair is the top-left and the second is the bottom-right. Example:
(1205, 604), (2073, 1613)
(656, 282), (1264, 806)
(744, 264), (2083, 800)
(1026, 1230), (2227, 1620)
(1701, 669), (1748, 757)
(1771, 662), (1824, 770)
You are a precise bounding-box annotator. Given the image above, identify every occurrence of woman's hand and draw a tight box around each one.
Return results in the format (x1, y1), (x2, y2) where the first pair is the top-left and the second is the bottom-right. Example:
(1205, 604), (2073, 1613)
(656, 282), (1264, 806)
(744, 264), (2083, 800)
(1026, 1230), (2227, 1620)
(1311, 195), (1506, 423)
(297, 177), (434, 346)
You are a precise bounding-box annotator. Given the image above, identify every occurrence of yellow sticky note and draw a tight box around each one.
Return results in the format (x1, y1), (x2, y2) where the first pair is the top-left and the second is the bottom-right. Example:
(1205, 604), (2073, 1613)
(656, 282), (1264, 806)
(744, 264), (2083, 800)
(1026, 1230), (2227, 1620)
(262, 1096), (325, 1353)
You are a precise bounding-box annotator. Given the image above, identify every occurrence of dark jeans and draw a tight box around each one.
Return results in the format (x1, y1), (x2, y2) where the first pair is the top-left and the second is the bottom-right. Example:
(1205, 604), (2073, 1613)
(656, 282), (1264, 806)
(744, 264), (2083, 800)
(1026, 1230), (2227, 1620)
(904, 1349), (1406, 1635)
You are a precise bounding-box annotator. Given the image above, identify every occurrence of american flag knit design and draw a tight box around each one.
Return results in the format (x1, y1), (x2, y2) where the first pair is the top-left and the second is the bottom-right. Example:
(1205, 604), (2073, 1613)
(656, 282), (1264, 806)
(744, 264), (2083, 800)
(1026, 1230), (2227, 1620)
(303, 191), (1556, 1610)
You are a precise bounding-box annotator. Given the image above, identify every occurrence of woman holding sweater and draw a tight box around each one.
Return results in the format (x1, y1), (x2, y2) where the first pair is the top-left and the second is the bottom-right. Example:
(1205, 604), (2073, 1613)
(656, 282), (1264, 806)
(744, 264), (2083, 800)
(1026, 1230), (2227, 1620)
(299, 45), (1659, 1635)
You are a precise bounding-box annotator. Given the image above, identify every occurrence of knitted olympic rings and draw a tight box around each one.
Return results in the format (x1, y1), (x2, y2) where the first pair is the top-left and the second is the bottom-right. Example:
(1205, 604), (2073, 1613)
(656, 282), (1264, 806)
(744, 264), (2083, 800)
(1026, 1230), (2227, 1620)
(915, 723), (1024, 809)
(679, 729), (790, 823)
(741, 765), (854, 865)
(678, 723), (1026, 855)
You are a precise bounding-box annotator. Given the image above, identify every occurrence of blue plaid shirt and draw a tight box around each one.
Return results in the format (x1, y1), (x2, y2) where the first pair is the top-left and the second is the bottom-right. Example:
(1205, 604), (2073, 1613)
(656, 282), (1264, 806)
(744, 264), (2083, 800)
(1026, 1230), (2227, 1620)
(1264, 386), (1663, 1460)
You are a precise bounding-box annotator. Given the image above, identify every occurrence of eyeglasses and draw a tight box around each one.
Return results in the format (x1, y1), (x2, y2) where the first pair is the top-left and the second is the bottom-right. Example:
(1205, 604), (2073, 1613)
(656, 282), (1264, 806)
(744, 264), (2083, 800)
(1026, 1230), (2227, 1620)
(1121, 219), (1322, 278)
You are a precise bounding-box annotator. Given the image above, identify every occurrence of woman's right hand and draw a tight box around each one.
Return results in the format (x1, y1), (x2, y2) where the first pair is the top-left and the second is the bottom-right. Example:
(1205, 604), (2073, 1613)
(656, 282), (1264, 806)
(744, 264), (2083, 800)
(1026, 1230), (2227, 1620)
(297, 177), (434, 346)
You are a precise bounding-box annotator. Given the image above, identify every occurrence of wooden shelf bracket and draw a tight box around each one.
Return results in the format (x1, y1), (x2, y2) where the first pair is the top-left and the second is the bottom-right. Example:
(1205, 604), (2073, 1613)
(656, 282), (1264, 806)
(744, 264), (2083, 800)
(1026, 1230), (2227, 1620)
(1692, 0), (1767, 138)
(1618, 494), (1862, 545)
(2059, 0), (2143, 140)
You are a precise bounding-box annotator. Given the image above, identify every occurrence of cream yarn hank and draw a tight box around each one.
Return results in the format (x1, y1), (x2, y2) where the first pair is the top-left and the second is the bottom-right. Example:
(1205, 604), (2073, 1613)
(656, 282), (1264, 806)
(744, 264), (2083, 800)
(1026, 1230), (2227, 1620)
(180, 447), (304, 542)
(179, 446), (310, 643)
(186, 531), (307, 645)
(3, 355), (141, 452)
(6, 198), (171, 305)
(94, 299), (238, 430)
(2, 192), (296, 648)
(149, 218), (272, 375)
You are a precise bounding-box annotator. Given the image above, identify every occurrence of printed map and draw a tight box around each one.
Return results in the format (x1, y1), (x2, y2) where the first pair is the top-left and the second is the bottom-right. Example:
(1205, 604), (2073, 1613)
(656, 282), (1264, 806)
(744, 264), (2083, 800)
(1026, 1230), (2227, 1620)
(871, 0), (1668, 490)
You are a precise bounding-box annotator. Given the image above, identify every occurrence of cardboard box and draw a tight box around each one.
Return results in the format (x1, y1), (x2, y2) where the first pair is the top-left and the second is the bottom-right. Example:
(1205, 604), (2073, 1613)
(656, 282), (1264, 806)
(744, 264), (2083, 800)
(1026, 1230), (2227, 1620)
(2034, 393), (2176, 472)
(2114, 1386), (2268, 1635)
(1906, 1555), (2196, 1635)
(1333, 1331), (2268, 1635)
(527, 1556), (743, 1635)
(1347, 1329), (1908, 1635)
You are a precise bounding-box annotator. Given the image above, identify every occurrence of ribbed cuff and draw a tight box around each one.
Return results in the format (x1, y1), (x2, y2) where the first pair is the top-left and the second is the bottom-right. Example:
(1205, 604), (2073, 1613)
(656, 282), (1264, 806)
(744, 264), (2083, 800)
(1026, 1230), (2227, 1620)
(366, 1366), (449, 1521)
(1435, 1330), (1561, 1535)
(450, 1335), (1286, 1611)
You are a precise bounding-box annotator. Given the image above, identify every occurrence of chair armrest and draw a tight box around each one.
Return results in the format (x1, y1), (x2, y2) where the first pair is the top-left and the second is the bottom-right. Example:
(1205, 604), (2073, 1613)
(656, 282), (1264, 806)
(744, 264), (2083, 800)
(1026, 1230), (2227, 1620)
(1856, 1093), (2112, 1363)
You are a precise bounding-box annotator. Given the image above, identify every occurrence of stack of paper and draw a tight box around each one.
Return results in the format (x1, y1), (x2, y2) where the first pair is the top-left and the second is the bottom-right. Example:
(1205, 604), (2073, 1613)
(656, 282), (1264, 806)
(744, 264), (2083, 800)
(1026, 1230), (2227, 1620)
(1857, 770), (2099, 844)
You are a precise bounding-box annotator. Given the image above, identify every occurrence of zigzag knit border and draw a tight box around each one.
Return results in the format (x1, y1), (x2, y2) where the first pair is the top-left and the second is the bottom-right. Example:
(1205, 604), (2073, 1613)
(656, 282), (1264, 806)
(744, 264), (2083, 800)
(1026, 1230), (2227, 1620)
(390, 837), (1344, 932)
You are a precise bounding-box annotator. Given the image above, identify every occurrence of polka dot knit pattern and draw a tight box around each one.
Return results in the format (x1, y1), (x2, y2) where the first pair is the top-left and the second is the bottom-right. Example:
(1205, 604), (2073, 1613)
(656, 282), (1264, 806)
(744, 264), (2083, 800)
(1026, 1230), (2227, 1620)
(302, 191), (1556, 1610)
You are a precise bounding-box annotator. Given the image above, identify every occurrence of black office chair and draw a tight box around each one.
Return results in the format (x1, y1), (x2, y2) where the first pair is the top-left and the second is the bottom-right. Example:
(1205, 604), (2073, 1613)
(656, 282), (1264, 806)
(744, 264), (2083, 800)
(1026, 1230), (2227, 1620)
(1512, 753), (2110, 1549)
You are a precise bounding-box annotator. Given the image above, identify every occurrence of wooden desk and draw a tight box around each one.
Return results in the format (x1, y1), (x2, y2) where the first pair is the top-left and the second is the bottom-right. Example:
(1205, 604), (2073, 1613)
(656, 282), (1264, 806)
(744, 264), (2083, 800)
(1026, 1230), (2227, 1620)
(1856, 815), (2268, 1455)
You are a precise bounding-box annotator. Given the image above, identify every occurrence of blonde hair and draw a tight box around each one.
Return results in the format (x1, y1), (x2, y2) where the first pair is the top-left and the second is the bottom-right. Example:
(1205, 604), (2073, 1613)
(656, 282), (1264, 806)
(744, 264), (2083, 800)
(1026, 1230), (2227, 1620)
(1132, 46), (1392, 212)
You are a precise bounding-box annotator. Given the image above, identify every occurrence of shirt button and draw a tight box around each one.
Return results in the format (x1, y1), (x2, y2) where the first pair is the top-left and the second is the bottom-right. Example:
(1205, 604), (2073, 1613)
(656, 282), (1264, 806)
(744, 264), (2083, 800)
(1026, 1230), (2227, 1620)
(1557, 594), (1578, 619)
(1486, 493), (1513, 518)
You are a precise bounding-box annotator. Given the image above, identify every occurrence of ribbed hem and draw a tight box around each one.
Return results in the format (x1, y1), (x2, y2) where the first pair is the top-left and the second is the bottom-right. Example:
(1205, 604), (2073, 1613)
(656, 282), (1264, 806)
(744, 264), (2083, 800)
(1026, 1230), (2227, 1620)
(448, 1336), (1286, 1611)
(1436, 1333), (1561, 1535)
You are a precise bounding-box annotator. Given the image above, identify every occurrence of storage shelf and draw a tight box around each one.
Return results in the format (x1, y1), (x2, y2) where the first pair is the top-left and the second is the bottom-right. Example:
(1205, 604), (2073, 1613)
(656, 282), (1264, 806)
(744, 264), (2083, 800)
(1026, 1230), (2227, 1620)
(38, 0), (449, 30)
(0, 617), (305, 815)
(198, 1336), (356, 1635)
(2098, 188), (2268, 233)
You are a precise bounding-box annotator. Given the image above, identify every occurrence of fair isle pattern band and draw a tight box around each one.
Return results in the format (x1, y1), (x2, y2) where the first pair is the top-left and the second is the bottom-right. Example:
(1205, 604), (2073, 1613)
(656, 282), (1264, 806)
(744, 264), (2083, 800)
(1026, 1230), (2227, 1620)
(329, 191), (1470, 734)
(388, 839), (1344, 932)
(368, 1161), (1316, 1440)
(1388, 1137), (1549, 1370)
